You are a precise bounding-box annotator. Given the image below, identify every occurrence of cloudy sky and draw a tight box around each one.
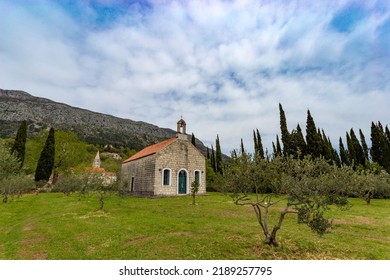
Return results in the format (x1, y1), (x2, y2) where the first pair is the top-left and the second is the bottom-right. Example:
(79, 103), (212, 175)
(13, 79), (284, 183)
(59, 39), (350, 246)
(1, 0), (389, 154)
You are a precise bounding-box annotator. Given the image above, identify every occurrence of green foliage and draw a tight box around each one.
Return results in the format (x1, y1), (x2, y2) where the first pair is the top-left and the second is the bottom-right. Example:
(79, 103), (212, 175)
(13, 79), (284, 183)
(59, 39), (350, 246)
(0, 141), (21, 180)
(279, 103), (290, 156)
(191, 179), (199, 205)
(215, 135), (223, 174)
(253, 129), (264, 160)
(11, 120), (27, 168)
(191, 133), (196, 147)
(273, 135), (282, 158)
(52, 173), (85, 196)
(0, 175), (34, 203)
(53, 172), (117, 210)
(0, 193), (389, 259)
(370, 122), (390, 172)
(35, 128), (55, 182)
(305, 110), (322, 158)
(339, 137), (349, 166)
(54, 131), (95, 174)
(289, 124), (306, 159)
(350, 167), (390, 204)
(100, 156), (121, 173)
(205, 159), (223, 192)
(24, 130), (98, 175)
(223, 152), (351, 246)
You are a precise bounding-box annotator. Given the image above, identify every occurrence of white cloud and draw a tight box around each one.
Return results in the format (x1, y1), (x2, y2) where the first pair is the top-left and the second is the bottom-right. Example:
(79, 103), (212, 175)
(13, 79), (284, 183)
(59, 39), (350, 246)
(0, 0), (389, 154)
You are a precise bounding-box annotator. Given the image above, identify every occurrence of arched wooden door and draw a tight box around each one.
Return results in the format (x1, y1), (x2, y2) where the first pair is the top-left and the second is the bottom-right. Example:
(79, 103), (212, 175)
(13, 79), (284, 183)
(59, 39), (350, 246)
(178, 170), (187, 194)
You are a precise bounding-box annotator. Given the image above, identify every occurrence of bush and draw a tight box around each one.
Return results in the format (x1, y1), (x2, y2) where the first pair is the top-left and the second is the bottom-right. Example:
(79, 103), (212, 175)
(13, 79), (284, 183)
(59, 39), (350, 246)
(0, 175), (34, 203)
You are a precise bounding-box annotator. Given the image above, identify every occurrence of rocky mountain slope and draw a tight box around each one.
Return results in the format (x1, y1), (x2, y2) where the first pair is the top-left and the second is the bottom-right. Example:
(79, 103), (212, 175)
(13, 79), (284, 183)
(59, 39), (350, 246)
(0, 89), (207, 153)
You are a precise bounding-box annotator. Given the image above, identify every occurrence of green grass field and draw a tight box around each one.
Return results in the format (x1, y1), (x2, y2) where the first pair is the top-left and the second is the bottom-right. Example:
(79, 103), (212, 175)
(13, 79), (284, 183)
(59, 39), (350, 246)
(0, 192), (389, 260)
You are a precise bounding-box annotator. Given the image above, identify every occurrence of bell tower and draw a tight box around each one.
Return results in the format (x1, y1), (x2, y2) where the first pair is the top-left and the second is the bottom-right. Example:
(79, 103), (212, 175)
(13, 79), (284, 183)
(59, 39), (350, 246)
(176, 117), (187, 140)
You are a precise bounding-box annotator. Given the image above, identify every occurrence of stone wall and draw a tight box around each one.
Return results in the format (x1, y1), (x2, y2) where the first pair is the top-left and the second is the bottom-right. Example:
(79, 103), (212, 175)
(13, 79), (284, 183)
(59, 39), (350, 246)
(121, 138), (206, 197)
(121, 154), (156, 196)
(154, 139), (206, 196)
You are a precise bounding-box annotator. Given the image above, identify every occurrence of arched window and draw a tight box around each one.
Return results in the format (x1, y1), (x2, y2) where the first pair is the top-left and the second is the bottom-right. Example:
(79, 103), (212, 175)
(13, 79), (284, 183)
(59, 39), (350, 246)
(194, 170), (201, 185)
(162, 168), (171, 186)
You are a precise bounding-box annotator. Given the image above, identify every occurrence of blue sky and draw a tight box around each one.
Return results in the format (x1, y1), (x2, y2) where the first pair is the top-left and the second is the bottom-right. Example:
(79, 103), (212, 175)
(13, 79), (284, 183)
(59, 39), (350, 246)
(1, 0), (389, 154)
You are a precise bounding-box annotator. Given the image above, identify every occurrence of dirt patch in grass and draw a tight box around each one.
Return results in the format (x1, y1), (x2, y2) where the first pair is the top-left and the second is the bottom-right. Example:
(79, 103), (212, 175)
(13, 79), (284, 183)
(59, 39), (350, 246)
(20, 237), (49, 244)
(168, 231), (198, 238)
(333, 215), (375, 226)
(79, 211), (108, 219)
(123, 236), (153, 246)
(23, 224), (34, 231)
(18, 237), (50, 260)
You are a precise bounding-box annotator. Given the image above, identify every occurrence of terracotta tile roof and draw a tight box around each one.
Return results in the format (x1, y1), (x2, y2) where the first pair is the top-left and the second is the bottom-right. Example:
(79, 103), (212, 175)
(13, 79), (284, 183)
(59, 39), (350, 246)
(123, 137), (177, 163)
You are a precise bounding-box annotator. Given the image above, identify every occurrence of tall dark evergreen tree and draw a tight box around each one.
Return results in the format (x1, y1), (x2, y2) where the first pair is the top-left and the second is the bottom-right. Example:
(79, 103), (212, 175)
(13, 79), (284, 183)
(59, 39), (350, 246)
(305, 110), (321, 158)
(11, 120), (27, 168)
(191, 133), (196, 147)
(370, 122), (390, 172)
(275, 135), (282, 157)
(346, 132), (356, 168)
(359, 129), (369, 164)
(385, 126), (390, 147)
(215, 135), (223, 174)
(339, 137), (349, 166)
(350, 128), (365, 167)
(240, 138), (245, 155)
(321, 129), (336, 162)
(253, 130), (258, 154)
(255, 129), (264, 160)
(272, 142), (277, 158)
(206, 147), (210, 160)
(279, 103), (290, 156)
(35, 127), (55, 182)
(210, 145), (216, 173)
(296, 124), (306, 155)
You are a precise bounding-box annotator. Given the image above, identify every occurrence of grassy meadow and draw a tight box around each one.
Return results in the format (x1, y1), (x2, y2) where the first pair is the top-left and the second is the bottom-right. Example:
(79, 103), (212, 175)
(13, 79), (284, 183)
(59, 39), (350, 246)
(0, 192), (389, 260)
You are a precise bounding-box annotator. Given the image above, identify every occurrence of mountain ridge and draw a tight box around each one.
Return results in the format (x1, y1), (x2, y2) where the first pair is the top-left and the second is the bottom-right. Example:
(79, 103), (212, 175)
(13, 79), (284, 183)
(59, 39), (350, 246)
(0, 89), (207, 153)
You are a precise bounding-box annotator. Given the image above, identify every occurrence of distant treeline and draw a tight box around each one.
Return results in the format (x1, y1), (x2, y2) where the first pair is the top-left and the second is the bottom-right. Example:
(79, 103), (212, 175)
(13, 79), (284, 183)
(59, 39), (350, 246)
(206, 103), (390, 173)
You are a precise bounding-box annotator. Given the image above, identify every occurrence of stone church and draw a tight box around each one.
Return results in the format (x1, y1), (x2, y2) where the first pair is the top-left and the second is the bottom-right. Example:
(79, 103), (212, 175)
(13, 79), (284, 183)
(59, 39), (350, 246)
(121, 119), (206, 197)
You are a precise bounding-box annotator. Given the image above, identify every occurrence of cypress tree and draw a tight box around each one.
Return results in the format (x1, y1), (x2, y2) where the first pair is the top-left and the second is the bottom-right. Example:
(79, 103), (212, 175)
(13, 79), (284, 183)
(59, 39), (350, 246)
(321, 129), (335, 161)
(370, 122), (380, 165)
(275, 135), (282, 157)
(385, 126), (390, 147)
(240, 138), (245, 155)
(295, 124), (306, 157)
(11, 120), (27, 168)
(206, 147), (210, 160)
(215, 135), (223, 174)
(35, 128), (55, 182)
(253, 130), (258, 156)
(359, 129), (369, 163)
(279, 103), (290, 156)
(350, 128), (365, 167)
(346, 132), (356, 168)
(256, 129), (264, 159)
(339, 137), (349, 166)
(305, 110), (321, 158)
(191, 133), (196, 147)
(371, 122), (390, 172)
(272, 142), (277, 158)
(210, 145), (216, 172)
(332, 147), (342, 167)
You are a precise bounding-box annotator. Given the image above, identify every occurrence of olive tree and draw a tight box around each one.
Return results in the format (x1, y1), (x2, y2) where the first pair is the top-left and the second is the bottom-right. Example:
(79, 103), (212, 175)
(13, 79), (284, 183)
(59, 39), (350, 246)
(0, 142), (33, 202)
(53, 172), (117, 210)
(191, 179), (199, 205)
(0, 175), (34, 203)
(351, 167), (390, 205)
(223, 153), (351, 246)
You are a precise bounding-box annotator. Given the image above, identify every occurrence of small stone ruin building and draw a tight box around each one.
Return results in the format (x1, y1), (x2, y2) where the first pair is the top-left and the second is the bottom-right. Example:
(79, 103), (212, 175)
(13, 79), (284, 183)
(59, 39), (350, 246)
(121, 119), (206, 197)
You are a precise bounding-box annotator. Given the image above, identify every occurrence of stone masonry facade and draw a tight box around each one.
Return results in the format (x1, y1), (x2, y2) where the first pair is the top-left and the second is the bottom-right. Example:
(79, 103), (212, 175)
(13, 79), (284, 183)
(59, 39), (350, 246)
(121, 137), (206, 197)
